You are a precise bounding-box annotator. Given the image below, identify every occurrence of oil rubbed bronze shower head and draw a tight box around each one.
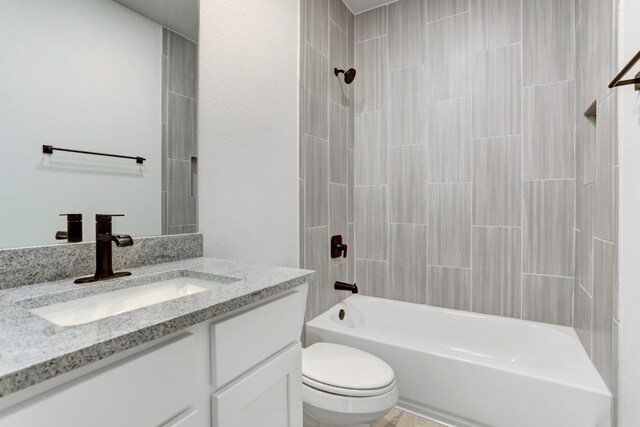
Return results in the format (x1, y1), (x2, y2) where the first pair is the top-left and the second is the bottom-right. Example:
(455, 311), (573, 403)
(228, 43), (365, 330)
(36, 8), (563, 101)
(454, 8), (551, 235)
(334, 67), (357, 84)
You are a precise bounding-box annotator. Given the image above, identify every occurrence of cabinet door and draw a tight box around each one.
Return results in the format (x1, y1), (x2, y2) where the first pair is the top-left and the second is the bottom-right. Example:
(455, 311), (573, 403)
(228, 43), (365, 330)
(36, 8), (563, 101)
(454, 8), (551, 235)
(212, 344), (302, 427)
(0, 333), (198, 427)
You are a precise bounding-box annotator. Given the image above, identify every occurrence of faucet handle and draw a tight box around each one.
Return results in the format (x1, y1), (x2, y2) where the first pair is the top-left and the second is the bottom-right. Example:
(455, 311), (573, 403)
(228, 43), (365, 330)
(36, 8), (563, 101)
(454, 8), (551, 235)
(96, 214), (125, 223)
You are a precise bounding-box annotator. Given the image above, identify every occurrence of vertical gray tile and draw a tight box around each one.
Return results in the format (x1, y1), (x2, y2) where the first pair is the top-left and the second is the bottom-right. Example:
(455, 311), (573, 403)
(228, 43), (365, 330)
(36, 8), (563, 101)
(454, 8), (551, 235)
(576, 184), (593, 294)
(523, 0), (575, 86)
(427, 266), (470, 310)
(162, 124), (168, 191)
(582, 114), (596, 185)
(355, 111), (388, 185)
(523, 80), (576, 179)
(329, 0), (349, 33)
(593, 238), (614, 389)
(389, 145), (429, 224)
(329, 183), (348, 246)
(348, 10), (355, 149)
(473, 136), (522, 226)
(470, 0), (521, 51)
(575, 282), (593, 356)
(426, 12), (470, 101)
(329, 22), (350, 107)
(388, 0), (427, 70)
(613, 320), (619, 426)
(427, 97), (472, 182)
(329, 102), (348, 184)
(162, 27), (169, 56)
(594, 94), (615, 242)
(348, 222), (354, 282)
(304, 44), (329, 139)
(388, 224), (427, 304)
(299, 181), (305, 268)
(304, 226), (329, 320)
(427, 183), (471, 268)
(167, 31), (198, 98)
(355, 5), (387, 42)
(167, 159), (196, 226)
(355, 186), (387, 260)
(471, 227), (522, 317)
(167, 225), (197, 234)
(348, 149), (354, 222)
(161, 192), (168, 235)
(522, 274), (574, 326)
(390, 64), (427, 145)
(355, 259), (387, 298)
(472, 44), (521, 138)
(304, 134), (329, 227)
(167, 93), (197, 160)
(306, 0), (329, 56)
(427, 0), (469, 22)
(162, 55), (167, 124)
(355, 36), (388, 113)
(299, 83), (306, 179)
(330, 261), (349, 305)
(523, 180), (575, 277)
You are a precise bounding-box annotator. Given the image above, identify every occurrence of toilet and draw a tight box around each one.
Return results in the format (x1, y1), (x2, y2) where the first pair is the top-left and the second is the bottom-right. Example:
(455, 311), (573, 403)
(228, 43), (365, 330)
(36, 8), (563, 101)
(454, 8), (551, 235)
(301, 343), (399, 427)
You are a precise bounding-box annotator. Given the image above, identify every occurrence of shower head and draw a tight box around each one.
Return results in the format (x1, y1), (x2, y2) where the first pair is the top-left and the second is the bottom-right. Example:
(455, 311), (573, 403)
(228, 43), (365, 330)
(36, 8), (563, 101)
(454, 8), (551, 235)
(334, 67), (357, 84)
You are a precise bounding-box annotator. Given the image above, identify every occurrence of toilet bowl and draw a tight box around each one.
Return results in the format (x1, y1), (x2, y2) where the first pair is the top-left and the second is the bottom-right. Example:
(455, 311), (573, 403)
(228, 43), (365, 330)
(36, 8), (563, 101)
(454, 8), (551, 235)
(302, 343), (399, 427)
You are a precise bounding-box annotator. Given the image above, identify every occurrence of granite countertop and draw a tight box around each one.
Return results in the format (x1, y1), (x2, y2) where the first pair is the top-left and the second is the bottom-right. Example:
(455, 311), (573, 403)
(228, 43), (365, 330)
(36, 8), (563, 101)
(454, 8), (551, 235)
(0, 257), (314, 398)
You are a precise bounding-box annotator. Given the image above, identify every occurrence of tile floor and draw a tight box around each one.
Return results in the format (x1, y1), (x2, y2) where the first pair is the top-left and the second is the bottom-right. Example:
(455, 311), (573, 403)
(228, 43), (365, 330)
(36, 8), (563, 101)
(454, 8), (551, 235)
(372, 408), (447, 427)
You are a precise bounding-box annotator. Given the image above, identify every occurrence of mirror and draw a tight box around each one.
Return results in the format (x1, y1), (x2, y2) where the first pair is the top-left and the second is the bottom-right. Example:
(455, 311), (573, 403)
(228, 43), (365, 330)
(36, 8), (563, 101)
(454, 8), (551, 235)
(0, 0), (199, 249)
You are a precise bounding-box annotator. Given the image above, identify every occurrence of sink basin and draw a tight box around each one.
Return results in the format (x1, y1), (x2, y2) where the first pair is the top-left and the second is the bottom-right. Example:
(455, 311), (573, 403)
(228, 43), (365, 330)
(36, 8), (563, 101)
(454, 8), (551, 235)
(30, 277), (227, 326)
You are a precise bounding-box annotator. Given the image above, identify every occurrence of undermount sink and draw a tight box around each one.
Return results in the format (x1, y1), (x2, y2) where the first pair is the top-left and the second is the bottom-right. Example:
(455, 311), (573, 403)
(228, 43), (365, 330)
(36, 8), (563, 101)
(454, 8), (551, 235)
(30, 276), (231, 326)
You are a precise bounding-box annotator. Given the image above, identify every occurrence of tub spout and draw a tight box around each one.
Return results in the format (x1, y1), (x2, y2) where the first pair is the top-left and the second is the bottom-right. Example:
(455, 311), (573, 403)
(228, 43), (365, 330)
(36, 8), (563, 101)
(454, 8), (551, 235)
(334, 281), (358, 293)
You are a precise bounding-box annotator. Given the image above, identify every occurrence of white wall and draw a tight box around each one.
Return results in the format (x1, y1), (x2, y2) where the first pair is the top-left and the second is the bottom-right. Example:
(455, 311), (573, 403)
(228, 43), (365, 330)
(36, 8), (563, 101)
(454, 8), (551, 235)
(198, 0), (300, 267)
(617, 0), (640, 424)
(0, 0), (161, 249)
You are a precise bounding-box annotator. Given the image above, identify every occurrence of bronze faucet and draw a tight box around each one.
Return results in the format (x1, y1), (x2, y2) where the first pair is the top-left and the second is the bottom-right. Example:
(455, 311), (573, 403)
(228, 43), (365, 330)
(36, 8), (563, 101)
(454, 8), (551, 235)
(74, 214), (133, 284)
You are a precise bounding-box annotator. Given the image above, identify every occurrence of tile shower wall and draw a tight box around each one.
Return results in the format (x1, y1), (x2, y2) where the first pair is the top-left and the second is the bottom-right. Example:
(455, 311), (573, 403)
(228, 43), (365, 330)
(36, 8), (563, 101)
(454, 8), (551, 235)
(573, 0), (619, 420)
(301, 0), (355, 320)
(162, 29), (198, 235)
(353, 0), (577, 326)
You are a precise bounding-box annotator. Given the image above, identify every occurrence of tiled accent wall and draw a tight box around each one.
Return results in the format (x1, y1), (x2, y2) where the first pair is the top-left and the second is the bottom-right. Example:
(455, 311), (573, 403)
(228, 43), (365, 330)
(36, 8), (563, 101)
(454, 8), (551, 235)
(573, 0), (619, 421)
(353, 0), (577, 326)
(162, 28), (199, 235)
(300, 0), (356, 320)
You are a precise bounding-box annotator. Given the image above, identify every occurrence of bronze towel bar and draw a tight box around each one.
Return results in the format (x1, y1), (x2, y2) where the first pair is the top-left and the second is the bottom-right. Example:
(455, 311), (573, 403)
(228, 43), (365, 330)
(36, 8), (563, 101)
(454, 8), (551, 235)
(609, 50), (640, 90)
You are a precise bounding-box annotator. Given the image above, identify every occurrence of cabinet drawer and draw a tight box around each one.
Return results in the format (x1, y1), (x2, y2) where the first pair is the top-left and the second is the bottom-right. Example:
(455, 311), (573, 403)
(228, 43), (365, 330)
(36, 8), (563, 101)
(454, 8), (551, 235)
(210, 291), (302, 388)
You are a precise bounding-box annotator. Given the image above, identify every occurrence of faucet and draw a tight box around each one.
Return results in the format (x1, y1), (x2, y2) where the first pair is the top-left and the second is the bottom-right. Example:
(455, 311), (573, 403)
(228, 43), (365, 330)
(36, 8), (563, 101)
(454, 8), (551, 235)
(74, 214), (134, 284)
(334, 281), (358, 293)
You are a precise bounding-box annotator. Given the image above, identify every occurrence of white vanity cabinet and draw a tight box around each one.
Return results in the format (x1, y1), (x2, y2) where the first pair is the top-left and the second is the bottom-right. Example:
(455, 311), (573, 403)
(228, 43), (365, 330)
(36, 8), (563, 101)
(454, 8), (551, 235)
(0, 285), (307, 427)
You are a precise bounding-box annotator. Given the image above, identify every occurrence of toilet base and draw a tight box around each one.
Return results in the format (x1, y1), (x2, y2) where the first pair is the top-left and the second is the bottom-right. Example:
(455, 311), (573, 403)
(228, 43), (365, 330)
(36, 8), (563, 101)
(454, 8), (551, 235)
(302, 383), (399, 427)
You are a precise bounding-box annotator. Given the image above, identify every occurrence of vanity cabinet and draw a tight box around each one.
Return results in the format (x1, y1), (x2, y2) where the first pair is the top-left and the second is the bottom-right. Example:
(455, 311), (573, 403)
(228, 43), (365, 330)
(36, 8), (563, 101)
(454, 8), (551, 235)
(0, 286), (307, 427)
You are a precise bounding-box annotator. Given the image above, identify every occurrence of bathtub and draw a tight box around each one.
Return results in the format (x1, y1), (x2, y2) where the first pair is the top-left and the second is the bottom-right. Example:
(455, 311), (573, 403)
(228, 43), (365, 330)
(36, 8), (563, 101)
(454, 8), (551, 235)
(305, 295), (611, 427)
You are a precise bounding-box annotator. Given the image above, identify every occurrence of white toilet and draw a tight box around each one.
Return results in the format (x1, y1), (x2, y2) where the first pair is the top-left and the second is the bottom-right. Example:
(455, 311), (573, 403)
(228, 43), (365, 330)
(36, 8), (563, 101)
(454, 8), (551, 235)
(301, 343), (399, 427)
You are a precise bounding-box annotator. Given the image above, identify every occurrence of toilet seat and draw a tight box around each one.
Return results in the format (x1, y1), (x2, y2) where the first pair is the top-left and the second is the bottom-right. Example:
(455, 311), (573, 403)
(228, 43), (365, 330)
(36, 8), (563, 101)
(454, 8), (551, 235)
(303, 375), (397, 397)
(302, 343), (396, 397)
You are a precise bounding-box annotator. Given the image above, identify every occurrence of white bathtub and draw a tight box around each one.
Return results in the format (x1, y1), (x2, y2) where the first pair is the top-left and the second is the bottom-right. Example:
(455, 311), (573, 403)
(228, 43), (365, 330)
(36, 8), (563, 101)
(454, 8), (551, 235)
(305, 295), (611, 427)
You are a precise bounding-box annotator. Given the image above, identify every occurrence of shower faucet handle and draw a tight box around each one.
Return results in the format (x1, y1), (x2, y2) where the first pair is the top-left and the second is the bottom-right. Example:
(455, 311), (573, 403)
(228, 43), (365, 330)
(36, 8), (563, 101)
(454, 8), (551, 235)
(331, 235), (348, 258)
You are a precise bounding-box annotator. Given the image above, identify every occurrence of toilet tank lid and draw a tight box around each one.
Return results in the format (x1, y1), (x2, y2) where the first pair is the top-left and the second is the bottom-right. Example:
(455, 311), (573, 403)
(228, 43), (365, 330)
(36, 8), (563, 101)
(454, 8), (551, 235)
(302, 343), (395, 390)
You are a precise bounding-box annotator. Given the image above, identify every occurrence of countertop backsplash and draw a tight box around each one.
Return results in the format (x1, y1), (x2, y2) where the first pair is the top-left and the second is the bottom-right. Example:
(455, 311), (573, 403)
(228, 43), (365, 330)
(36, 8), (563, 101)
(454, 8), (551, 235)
(0, 233), (203, 290)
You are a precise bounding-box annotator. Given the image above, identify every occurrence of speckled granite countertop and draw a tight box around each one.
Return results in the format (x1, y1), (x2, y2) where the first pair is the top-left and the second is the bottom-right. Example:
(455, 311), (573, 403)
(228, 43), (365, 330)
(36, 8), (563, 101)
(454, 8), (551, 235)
(0, 257), (314, 398)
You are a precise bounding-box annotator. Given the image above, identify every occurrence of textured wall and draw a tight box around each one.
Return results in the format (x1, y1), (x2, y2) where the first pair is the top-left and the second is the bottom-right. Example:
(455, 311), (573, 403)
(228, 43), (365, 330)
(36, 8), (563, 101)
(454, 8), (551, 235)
(301, 0), (356, 320)
(617, 0), (640, 424)
(353, 0), (577, 326)
(573, 0), (620, 422)
(199, 0), (300, 268)
(161, 28), (199, 235)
